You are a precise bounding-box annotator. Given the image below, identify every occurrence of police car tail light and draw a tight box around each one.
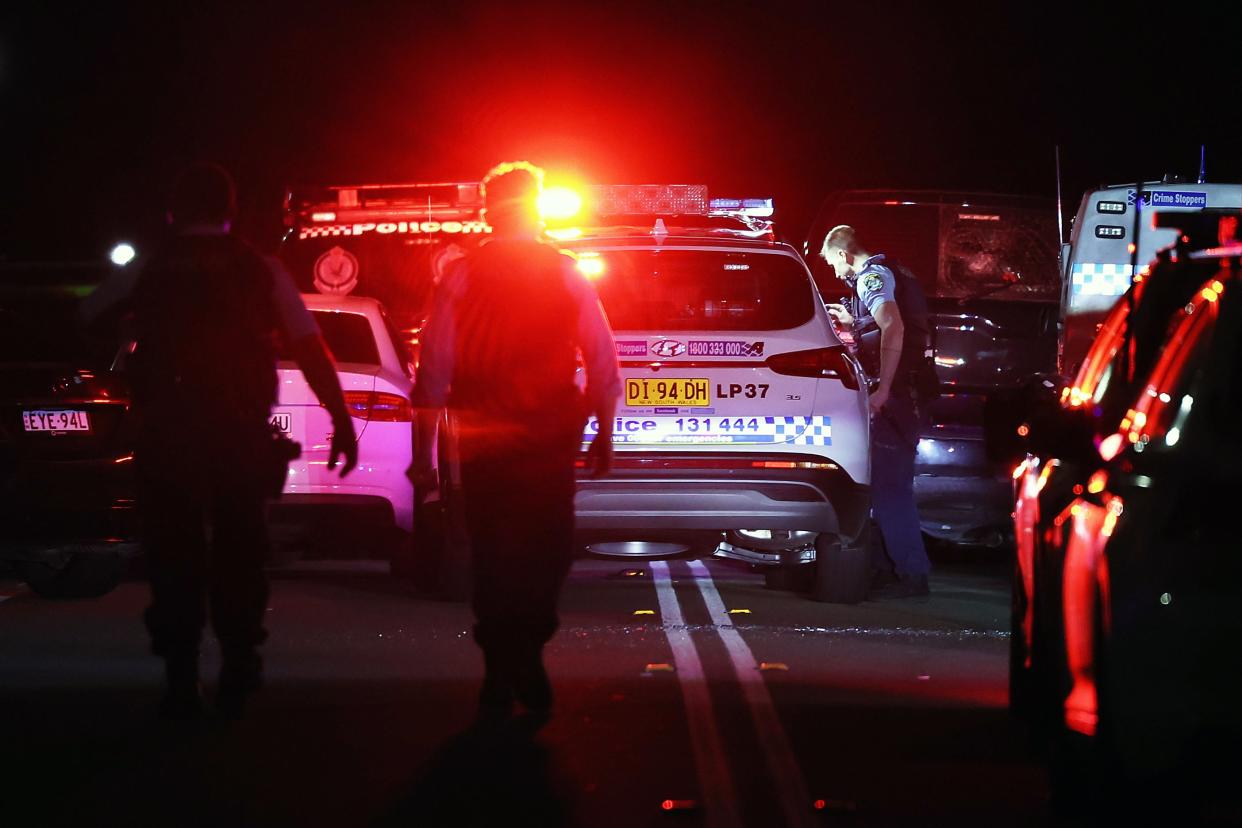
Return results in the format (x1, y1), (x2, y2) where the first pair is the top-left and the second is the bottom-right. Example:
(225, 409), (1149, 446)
(765, 346), (859, 389)
(342, 391), (413, 422)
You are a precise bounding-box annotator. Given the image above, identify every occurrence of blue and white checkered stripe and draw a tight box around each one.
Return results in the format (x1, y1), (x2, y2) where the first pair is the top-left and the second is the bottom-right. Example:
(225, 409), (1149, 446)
(582, 415), (832, 445)
(769, 416), (832, 446)
(1071, 263), (1133, 298)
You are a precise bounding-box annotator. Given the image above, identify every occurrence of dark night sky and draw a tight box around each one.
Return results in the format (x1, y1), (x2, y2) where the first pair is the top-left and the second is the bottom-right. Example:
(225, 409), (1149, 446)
(2, 1), (1238, 259)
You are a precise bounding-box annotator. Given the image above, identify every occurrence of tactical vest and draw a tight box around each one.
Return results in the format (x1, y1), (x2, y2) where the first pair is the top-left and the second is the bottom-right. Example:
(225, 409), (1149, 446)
(853, 260), (935, 388)
(130, 234), (279, 442)
(448, 239), (581, 422)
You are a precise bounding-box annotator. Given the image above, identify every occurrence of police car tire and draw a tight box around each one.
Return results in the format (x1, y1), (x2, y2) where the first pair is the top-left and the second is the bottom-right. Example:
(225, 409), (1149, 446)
(811, 532), (869, 604)
(19, 547), (126, 600)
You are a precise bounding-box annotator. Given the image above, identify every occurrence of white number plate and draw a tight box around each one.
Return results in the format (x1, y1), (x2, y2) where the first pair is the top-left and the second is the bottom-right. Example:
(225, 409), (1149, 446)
(23, 409), (91, 432)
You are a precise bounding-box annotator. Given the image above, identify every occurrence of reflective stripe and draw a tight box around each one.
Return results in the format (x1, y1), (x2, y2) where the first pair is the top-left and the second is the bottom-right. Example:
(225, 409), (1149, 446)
(1070, 263), (1133, 298)
(583, 415), (832, 446)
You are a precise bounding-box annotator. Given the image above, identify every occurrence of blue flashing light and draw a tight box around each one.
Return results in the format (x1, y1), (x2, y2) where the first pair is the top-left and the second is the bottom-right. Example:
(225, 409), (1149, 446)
(709, 197), (774, 218)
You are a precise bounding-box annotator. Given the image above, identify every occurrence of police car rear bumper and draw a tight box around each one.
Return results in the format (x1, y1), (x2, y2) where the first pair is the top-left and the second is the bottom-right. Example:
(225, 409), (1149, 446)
(574, 452), (869, 538)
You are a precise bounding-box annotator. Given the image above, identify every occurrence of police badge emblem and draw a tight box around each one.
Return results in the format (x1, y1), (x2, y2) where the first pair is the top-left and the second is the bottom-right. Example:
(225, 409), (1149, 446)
(861, 273), (884, 294)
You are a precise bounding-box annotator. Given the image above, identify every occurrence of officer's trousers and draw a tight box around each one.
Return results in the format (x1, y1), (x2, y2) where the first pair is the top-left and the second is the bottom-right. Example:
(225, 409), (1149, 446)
(458, 422), (580, 669)
(870, 388), (931, 578)
(139, 461), (270, 666)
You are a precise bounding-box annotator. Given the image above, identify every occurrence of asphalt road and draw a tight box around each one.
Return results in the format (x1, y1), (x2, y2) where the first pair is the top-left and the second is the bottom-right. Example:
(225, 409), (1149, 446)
(0, 556), (1050, 826)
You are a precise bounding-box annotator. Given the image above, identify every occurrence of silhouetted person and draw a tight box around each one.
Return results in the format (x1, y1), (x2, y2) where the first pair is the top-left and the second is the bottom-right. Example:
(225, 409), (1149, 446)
(81, 163), (358, 718)
(410, 161), (620, 721)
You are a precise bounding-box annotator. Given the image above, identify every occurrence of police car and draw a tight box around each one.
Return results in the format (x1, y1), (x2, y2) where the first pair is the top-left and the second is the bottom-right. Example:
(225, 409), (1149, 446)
(269, 294), (416, 560)
(555, 185), (873, 602)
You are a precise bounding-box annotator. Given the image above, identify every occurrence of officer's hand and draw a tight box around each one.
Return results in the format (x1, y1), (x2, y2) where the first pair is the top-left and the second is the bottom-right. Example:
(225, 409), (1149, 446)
(868, 386), (891, 416)
(586, 434), (613, 479)
(328, 417), (358, 477)
(826, 303), (854, 326)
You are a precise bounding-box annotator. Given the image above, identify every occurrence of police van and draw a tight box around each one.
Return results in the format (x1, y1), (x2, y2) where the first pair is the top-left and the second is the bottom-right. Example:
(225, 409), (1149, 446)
(1060, 179), (1242, 372)
(551, 185), (873, 602)
(281, 182), (495, 342)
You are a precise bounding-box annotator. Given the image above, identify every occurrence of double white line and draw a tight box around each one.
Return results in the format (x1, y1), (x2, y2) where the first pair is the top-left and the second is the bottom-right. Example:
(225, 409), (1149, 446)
(650, 560), (815, 828)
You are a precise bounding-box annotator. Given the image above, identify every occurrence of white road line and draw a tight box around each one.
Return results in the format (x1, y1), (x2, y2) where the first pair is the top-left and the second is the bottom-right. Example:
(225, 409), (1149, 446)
(650, 560), (742, 828)
(688, 559), (817, 828)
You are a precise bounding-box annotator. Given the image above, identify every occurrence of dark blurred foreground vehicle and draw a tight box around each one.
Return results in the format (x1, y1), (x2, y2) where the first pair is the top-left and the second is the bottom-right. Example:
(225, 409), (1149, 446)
(989, 211), (1242, 811)
(0, 263), (135, 597)
(806, 190), (1060, 547)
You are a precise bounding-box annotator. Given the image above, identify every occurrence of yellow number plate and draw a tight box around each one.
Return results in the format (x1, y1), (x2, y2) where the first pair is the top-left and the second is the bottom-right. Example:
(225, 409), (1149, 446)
(625, 378), (711, 407)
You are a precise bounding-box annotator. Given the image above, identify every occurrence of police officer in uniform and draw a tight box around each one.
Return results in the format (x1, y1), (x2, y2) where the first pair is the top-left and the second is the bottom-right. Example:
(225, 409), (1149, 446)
(410, 161), (620, 722)
(822, 225), (934, 599)
(82, 163), (358, 718)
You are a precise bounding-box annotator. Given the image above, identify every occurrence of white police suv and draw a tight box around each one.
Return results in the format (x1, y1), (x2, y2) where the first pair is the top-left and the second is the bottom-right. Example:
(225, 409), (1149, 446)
(560, 186), (873, 602)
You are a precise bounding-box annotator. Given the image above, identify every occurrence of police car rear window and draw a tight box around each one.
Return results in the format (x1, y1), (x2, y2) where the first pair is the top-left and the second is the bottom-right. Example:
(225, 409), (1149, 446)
(584, 250), (815, 331)
(309, 310), (380, 366)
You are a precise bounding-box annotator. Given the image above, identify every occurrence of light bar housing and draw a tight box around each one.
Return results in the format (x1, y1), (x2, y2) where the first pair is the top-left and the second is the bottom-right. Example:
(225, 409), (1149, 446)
(589, 184), (709, 216)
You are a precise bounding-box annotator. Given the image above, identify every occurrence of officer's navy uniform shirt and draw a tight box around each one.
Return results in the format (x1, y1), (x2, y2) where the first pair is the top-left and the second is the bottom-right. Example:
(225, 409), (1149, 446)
(413, 243), (622, 414)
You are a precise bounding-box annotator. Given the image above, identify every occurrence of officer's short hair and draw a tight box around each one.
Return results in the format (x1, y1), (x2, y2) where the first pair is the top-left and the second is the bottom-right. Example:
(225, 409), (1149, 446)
(169, 162), (237, 226)
(481, 161), (544, 227)
(821, 224), (857, 260)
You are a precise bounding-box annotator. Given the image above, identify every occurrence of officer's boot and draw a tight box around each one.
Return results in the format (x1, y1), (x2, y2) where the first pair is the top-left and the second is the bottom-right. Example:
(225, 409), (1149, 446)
(217, 650), (263, 721)
(513, 640), (553, 721)
(477, 646), (516, 723)
(159, 655), (205, 721)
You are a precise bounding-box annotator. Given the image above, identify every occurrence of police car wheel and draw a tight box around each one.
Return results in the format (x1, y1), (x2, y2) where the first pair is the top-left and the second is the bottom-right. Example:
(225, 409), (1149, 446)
(811, 531), (869, 604)
(18, 546), (126, 600)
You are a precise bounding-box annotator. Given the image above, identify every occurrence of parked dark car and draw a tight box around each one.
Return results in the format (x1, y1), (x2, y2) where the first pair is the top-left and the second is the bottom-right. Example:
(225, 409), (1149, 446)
(805, 190), (1060, 546)
(991, 212), (1241, 813)
(0, 263), (135, 597)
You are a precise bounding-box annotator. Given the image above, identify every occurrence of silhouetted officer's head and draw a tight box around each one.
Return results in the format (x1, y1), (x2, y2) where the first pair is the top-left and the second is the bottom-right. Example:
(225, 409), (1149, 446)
(481, 161), (543, 235)
(168, 163), (237, 228)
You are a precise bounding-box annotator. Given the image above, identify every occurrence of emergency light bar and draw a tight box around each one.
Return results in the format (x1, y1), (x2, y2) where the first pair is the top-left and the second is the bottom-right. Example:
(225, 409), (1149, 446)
(709, 198), (775, 218)
(285, 182), (483, 228)
(589, 184), (709, 216)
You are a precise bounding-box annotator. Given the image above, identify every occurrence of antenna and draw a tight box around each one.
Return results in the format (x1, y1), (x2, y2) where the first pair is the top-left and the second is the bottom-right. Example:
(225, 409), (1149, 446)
(1198, 145), (1207, 184)
(1122, 178), (1144, 384)
(1054, 145), (1065, 246)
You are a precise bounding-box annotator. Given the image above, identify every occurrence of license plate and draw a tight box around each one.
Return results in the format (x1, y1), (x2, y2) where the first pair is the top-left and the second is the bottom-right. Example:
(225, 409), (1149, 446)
(270, 412), (293, 434)
(23, 409), (91, 432)
(624, 378), (710, 407)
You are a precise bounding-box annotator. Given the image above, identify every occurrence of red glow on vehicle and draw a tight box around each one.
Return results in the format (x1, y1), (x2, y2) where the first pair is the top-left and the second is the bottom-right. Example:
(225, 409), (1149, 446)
(1062, 497), (1116, 737)
(1126, 281), (1221, 445)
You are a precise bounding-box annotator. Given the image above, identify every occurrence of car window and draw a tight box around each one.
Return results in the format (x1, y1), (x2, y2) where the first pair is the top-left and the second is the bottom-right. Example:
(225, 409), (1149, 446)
(279, 237), (460, 333)
(1065, 295), (1130, 409)
(1127, 280), (1221, 450)
(811, 202), (1059, 301)
(308, 310), (380, 365)
(581, 250), (816, 331)
(0, 299), (116, 366)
